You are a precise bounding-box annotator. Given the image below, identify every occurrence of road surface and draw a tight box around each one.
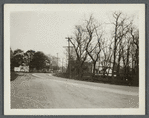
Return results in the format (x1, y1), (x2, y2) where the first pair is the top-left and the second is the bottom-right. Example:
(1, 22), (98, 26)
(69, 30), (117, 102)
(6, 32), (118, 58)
(11, 73), (139, 108)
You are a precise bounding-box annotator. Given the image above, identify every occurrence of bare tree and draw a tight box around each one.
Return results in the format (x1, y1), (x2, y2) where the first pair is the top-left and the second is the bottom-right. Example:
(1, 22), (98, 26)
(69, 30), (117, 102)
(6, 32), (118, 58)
(84, 15), (103, 77)
(111, 12), (133, 79)
(69, 25), (89, 78)
(100, 39), (113, 76)
(129, 26), (139, 85)
(130, 27), (139, 74)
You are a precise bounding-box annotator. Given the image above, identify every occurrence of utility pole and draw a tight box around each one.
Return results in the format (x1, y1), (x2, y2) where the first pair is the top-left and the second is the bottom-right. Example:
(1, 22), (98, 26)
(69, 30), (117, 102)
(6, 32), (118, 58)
(62, 58), (64, 73)
(65, 37), (72, 79)
(57, 53), (58, 72)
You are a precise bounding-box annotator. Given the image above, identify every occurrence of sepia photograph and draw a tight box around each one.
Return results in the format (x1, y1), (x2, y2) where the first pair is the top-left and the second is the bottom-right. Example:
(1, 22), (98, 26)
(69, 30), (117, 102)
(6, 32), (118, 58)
(4, 4), (145, 115)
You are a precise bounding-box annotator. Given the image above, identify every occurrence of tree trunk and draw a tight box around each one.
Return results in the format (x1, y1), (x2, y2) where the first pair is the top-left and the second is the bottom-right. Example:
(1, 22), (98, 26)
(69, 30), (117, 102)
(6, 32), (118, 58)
(126, 47), (130, 80)
(92, 62), (96, 77)
(112, 30), (117, 80)
(117, 54), (121, 77)
(112, 51), (116, 81)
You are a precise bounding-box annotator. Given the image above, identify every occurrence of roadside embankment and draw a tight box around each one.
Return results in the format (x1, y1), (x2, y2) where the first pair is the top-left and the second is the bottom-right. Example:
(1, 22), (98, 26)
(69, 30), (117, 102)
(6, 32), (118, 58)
(11, 72), (18, 81)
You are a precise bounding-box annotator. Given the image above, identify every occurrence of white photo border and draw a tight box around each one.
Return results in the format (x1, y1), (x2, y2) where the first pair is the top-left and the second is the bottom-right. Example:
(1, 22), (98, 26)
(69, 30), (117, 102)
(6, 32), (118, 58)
(4, 4), (145, 115)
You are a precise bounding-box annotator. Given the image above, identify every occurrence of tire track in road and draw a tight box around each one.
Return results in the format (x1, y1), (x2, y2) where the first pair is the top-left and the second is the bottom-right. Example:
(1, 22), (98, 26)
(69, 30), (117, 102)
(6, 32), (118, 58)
(33, 73), (139, 108)
(33, 74), (138, 96)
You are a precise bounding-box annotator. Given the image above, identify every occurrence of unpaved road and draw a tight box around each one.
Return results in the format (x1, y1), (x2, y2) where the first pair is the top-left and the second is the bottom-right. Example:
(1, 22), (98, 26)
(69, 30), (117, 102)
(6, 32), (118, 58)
(11, 73), (139, 108)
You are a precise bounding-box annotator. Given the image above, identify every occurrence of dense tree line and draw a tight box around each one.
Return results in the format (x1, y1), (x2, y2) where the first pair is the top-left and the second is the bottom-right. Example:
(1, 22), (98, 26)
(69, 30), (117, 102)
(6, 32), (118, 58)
(67, 11), (139, 85)
(10, 49), (51, 72)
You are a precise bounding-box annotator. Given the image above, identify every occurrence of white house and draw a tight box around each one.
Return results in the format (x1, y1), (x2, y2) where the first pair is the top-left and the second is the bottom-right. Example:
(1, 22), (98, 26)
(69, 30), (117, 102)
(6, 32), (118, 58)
(14, 65), (29, 72)
(91, 61), (114, 76)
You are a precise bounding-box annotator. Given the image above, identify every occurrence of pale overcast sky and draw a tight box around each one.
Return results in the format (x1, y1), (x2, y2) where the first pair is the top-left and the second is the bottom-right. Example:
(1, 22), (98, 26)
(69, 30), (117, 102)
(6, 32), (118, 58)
(10, 4), (139, 65)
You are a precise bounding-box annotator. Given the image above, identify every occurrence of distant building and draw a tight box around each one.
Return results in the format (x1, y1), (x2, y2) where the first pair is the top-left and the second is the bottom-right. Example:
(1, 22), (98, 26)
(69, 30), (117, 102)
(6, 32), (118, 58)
(14, 67), (20, 72)
(90, 61), (115, 76)
(14, 65), (29, 72)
